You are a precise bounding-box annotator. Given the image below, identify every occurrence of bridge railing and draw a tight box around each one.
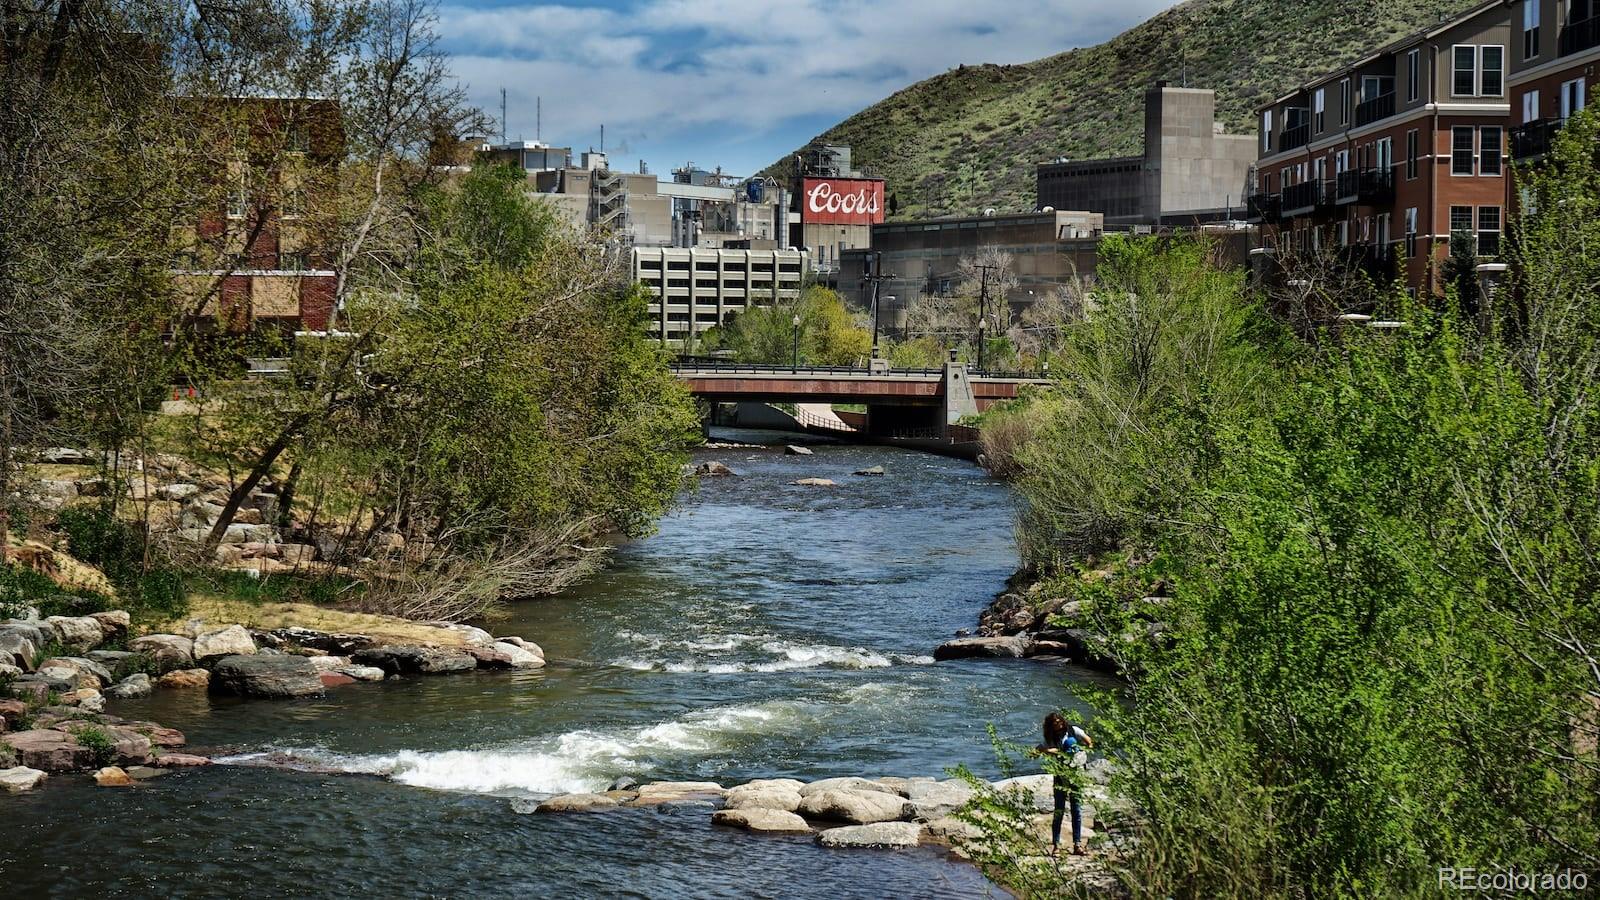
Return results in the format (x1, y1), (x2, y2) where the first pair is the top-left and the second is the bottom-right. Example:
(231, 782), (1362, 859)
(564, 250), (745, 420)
(669, 361), (1051, 380)
(793, 407), (858, 433)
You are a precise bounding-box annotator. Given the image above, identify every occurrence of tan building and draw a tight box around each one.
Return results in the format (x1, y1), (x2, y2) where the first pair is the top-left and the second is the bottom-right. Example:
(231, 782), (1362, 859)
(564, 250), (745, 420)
(632, 247), (808, 345)
(1037, 85), (1257, 225)
(1252, 0), (1513, 296)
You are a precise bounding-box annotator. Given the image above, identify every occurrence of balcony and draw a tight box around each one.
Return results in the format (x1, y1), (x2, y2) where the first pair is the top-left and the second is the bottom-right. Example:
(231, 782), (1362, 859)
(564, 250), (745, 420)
(1354, 91), (1397, 128)
(1281, 180), (1334, 216)
(1341, 243), (1397, 282)
(1559, 15), (1600, 57)
(1335, 168), (1394, 205)
(1512, 118), (1564, 161)
(1281, 123), (1311, 152)
(1249, 191), (1283, 224)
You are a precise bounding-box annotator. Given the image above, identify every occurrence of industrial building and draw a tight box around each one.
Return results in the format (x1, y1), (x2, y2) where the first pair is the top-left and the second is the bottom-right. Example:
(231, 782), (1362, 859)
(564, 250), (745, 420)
(632, 247), (808, 346)
(788, 144), (885, 275)
(1036, 84), (1257, 225)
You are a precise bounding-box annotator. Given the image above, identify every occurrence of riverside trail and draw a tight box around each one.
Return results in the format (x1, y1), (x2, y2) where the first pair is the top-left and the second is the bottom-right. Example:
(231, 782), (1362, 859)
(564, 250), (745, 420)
(1, 434), (1101, 898)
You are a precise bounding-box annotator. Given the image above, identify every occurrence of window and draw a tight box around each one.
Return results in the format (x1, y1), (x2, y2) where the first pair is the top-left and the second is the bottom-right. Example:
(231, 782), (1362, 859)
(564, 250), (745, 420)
(1315, 88), (1326, 132)
(1450, 205), (1474, 237)
(1335, 149), (1350, 174)
(227, 168), (247, 219)
(1478, 206), (1501, 256)
(1337, 220), (1349, 246)
(1523, 89), (1542, 124)
(1377, 212), (1391, 249)
(1262, 110), (1273, 152)
(1523, 0), (1541, 60)
(1407, 49), (1420, 102)
(1340, 79), (1352, 125)
(280, 250), (309, 271)
(1480, 126), (1502, 176)
(1375, 137), (1393, 173)
(1405, 207), (1419, 256)
(1561, 77), (1587, 119)
(1315, 156), (1327, 184)
(1481, 46), (1504, 97)
(1453, 126), (1476, 175)
(1453, 46), (1477, 96)
(1406, 129), (1419, 180)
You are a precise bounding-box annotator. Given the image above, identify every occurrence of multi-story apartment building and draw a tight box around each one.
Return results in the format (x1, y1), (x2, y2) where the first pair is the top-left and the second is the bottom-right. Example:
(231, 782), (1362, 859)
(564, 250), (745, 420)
(173, 98), (343, 333)
(632, 247), (808, 346)
(1507, 0), (1598, 163)
(1252, 1), (1512, 295)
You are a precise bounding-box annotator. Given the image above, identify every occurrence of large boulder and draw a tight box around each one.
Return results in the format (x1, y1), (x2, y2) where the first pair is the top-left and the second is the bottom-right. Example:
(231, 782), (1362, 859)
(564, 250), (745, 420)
(932, 635), (1030, 661)
(36, 664), (101, 691)
(534, 793), (620, 813)
(694, 461), (737, 477)
(904, 779), (977, 820)
(633, 781), (725, 803)
(798, 777), (902, 797)
(493, 641), (545, 669)
(89, 610), (130, 641)
(38, 657), (113, 687)
(337, 665), (386, 682)
(157, 668), (211, 690)
(351, 645), (476, 676)
(1, 729), (95, 773)
(128, 635), (195, 672)
(104, 673), (154, 700)
(192, 625), (257, 663)
(0, 631), (38, 671)
(210, 655), (324, 699)
(0, 699), (27, 729)
(993, 774), (1055, 812)
(0, 766), (48, 792)
(796, 789), (914, 825)
(817, 822), (924, 849)
(86, 650), (143, 678)
(60, 689), (105, 712)
(267, 627), (374, 656)
(724, 784), (803, 812)
(94, 766), (136, 787)
(712, 808), (813, 834)
(44, 616), (105, 652)
(790, 478), (837, 487)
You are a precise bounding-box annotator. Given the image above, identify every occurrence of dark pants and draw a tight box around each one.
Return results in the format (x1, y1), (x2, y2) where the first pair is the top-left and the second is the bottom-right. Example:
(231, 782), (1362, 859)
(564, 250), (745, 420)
(1052, 776), (1082, 848)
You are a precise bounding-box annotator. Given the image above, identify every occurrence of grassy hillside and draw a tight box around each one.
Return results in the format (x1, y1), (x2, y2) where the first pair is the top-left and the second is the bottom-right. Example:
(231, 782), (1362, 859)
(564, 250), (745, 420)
(767, 0), (1483, 219)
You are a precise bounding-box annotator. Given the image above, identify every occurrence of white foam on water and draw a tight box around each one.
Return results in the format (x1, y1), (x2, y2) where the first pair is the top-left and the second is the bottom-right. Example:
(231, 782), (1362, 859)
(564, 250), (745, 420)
(614, 638), (934, 674)
(221, 694), (883, 797)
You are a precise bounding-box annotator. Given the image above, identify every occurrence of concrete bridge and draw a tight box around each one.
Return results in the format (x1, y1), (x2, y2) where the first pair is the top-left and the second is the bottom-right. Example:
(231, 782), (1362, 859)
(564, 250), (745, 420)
(671, 362), (1048, 437)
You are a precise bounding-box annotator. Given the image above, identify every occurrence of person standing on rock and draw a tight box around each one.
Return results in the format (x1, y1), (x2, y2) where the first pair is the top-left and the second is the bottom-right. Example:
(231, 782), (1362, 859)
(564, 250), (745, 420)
(1039, 711), (1092, 856)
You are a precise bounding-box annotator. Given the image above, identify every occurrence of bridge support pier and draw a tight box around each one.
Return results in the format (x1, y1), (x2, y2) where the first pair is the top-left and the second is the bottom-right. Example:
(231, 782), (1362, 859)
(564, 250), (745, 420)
(942, 363), (979, 429)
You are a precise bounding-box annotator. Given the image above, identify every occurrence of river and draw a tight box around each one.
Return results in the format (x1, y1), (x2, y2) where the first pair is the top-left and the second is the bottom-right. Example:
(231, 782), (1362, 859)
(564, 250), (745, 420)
(1, 435), (1094, 898)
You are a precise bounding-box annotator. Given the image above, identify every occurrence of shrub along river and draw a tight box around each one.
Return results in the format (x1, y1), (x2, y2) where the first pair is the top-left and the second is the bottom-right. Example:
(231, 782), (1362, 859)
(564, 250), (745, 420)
(1, 433), (1097, 898)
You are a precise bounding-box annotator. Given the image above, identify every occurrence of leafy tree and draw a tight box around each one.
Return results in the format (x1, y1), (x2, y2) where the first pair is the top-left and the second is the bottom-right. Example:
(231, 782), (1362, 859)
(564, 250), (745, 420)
(714, 286), (871, 367)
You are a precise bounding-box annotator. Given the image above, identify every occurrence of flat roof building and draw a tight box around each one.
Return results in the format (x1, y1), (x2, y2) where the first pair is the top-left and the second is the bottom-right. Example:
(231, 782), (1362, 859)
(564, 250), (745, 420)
(633, 247), (808, 346)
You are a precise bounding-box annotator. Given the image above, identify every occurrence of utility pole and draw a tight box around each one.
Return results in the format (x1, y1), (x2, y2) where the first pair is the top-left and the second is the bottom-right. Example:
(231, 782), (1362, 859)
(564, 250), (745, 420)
(861, 251), (895, 366)
(973, 263), (999, 373)
(500, 88), (507, 143)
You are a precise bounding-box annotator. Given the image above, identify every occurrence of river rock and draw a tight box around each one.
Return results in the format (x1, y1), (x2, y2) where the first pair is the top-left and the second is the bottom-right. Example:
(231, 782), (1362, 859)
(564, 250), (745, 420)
(129, 635), (196, 672)
(785, 445), (814, 455)
(0, 766), (48, 792)
(193, 625), (257, 663)
(427, 623), (495, 645)
(853, 466), (886, 476)
(40, 657), (114, 686)
(156, 483), (200, 502)
(86, 650), (142, 678)
(210, 655), (324, 699)
(125, 765), (169, 780)
(0, 629), (40, 669)
(0, 662), (20, 681)
(905, 779), (978, 819)
(817, 821), (924, 849)
(157, 668), (211, 690)
(790, 478), (836, 487)
(724, 785), (803, 812)
(104, 674), (154, 700)
(37, 664), (101, 691)
(993, 774), (1055, 812)
(932, 635), (1030, 661)
(695, 461), (737, 477)
(267, 627), (375, 656)
(44, 616), (105, 652)
(607, 776), (641, 792)
(351, 645), (477, 676)
(498, 636), (544, 656)
(796, 789), (914, 825)
(0, 699), (26, 728)
(318, 672), (356, 688)
(94, 765), (136, 787)
(5, 680), (49, 704)
(463, 644), (515, 669)
(89, 611), (130, 640)
(798, 777), (902, 797)
(494, 641), (545, 669)
(306, 655), (348, 672)
(152, 753), (210, 767)
(535, 793), (620, 813)
(2, 729), (94, 773)
(922, 815), (984, 844)
(712, 808), (813, 834)
(337, 665), (386, 682)
(60, 689), (105, 712)
(633, 780), (725, 803)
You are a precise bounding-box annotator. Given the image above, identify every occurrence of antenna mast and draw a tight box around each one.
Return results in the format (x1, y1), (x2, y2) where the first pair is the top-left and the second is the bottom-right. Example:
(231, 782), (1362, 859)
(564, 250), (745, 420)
(499, 88), (507, 143)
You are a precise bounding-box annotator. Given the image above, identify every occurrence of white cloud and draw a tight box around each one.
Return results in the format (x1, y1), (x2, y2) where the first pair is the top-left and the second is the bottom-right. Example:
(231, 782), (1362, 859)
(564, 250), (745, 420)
(440, 0), (1180, 173)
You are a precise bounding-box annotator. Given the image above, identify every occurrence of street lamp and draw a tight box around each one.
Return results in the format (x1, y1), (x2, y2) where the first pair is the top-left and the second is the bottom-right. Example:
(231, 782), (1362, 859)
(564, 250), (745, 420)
(791, 314), (802, 373)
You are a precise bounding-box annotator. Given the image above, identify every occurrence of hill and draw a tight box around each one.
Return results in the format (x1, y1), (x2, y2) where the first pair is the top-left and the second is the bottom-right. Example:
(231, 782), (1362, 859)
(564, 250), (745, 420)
(765, 0), (1485, 219)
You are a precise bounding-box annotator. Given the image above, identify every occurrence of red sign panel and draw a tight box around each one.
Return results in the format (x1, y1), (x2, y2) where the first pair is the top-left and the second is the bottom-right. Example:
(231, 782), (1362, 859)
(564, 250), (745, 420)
(801, 177), (885, 225)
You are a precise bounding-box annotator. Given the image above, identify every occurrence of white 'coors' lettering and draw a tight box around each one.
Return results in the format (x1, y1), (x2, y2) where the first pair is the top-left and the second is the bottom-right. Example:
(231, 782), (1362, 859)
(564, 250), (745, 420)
(806, 181), (880, 218)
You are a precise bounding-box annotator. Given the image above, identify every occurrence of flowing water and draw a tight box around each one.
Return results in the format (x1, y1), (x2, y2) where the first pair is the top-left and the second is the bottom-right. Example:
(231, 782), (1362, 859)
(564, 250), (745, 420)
(1, 434), (1100, 898)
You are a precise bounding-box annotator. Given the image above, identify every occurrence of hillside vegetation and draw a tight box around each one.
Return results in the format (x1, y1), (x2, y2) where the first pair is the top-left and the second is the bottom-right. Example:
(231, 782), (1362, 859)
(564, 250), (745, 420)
(767, 0), (1482, 219)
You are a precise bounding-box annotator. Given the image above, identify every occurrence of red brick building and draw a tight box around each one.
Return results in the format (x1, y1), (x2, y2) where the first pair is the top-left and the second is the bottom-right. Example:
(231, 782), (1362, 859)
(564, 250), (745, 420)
(1251, 1), (1513, 296)
(1508, 0), (1598, 164)
(173, 97), (343, 334)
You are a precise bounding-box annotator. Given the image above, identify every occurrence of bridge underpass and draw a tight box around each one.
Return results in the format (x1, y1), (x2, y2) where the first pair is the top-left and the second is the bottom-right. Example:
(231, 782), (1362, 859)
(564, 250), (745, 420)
(670, 362), (1047, 438)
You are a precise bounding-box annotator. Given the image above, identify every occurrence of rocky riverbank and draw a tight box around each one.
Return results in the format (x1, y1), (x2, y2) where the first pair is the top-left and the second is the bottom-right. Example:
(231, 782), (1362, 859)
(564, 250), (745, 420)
(933, 572), (1173, 676)
(1, 603), (546, 793)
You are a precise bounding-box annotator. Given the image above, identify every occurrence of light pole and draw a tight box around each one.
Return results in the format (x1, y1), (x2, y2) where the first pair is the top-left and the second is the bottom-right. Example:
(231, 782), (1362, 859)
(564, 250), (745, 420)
(973, 263), (999, 373)
(791, 314), (801, 373)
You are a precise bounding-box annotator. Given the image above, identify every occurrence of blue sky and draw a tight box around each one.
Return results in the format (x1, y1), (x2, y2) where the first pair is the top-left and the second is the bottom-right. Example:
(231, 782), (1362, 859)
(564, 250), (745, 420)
(439, 0), (1180, 177)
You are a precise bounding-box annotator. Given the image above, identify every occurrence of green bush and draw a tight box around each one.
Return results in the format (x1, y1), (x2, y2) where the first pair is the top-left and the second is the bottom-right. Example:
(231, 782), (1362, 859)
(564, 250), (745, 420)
(0, 562), (112, 619)
(74, 725), (116, 768)
(55, 506), (186, 623)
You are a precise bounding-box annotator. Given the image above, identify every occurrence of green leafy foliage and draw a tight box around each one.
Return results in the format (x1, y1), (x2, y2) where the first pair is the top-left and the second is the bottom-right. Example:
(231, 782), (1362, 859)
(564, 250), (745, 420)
(55, 506), (185, 624)
(705, 285), (873, 367)
(73, 725), (116, 769)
